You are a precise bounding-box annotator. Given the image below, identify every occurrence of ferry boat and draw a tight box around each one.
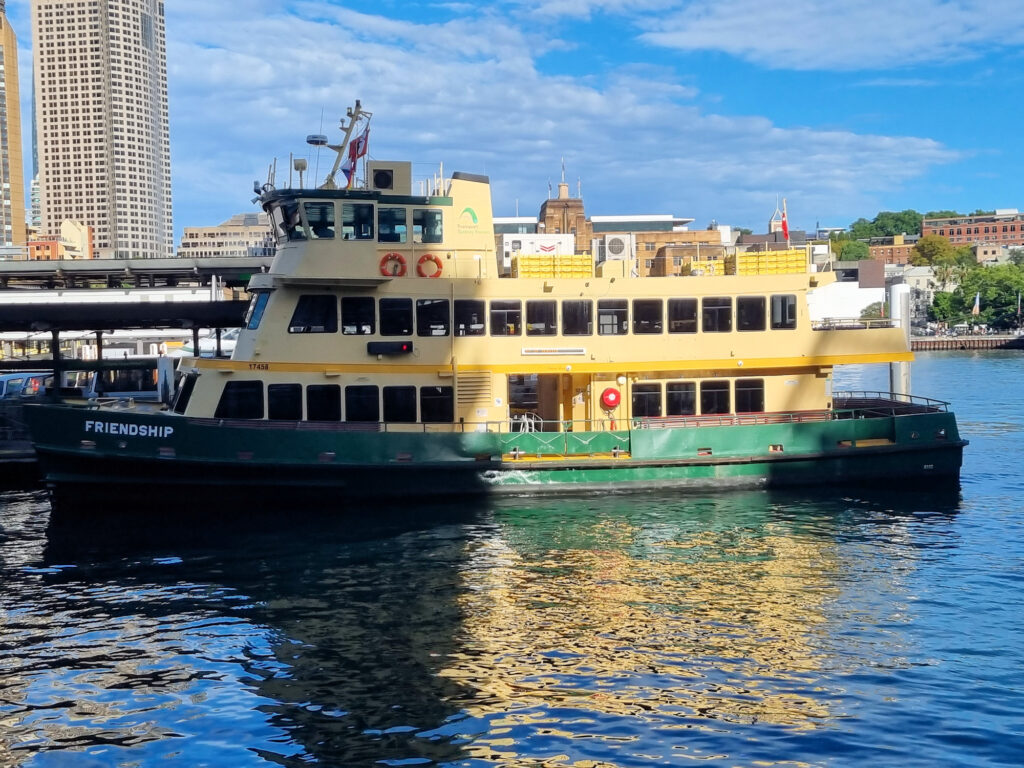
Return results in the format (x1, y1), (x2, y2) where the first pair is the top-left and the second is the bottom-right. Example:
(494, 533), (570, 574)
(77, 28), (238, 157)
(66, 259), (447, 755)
(25, 103), (967, 508)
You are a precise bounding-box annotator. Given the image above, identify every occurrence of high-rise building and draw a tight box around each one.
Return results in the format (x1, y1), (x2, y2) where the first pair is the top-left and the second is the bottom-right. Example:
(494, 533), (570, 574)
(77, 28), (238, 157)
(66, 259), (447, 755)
(0, 1), (26, 248)
(31, 0), (172, 259)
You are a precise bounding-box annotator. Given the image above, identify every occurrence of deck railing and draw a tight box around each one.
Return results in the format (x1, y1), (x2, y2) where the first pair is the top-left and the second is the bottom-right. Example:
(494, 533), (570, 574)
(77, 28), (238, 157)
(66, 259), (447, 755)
(811, 318), (897, 331)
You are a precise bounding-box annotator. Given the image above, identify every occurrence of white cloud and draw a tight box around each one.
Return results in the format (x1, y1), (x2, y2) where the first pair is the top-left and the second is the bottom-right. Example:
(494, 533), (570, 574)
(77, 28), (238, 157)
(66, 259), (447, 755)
(640, 0), (1024, 71)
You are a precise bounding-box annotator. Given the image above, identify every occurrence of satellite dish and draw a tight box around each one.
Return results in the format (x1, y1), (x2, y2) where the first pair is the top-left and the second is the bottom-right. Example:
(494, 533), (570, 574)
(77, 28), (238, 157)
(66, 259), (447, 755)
(306, 134), (329, 146)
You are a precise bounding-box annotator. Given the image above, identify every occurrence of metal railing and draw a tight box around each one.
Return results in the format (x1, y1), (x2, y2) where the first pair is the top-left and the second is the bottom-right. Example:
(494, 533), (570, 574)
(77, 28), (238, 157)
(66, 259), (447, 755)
(811, 317), (897, 331)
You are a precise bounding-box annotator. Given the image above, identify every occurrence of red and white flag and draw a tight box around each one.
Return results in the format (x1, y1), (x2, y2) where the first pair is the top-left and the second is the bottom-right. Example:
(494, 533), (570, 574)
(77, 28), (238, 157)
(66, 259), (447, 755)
(348, 127), (369, 162)
(781, 198), (790, 241)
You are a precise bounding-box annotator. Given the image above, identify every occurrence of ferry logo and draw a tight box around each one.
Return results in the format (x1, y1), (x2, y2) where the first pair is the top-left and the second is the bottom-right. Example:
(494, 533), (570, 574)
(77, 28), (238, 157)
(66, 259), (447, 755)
(460, 207), (479, 225)
(84, 420), (174, 438)
(539, 244), (556, 253)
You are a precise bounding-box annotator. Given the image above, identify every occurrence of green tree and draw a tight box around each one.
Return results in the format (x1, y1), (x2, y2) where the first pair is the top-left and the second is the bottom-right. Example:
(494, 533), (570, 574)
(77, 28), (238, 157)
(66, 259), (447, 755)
(911, 234), (956, 266)
(954, 264), (1024, 330)
(847, 218), (876, 239)
(837, 239), (870, 260)
(860, 301), (887, 320)
(929, 292), (957, 323)
(1009, 247), (1024, 266)
(923, 210), (963, 219)
(873, 209), (923, 236)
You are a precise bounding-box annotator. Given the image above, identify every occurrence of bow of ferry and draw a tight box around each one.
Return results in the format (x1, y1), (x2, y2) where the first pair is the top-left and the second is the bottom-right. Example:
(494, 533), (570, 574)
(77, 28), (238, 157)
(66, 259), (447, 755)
(24, 102), (967, 510)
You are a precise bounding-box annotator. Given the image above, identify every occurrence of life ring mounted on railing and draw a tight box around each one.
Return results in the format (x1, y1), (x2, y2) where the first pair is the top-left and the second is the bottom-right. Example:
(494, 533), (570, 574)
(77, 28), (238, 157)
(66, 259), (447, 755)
(379, 252), (407, 277)
(417, 253), (444, 278)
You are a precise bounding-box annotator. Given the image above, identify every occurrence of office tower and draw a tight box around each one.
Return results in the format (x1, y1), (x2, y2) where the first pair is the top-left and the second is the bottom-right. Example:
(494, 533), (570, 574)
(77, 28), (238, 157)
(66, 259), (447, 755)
(0, 0), (26, 248)
(32, 0), (172, 258)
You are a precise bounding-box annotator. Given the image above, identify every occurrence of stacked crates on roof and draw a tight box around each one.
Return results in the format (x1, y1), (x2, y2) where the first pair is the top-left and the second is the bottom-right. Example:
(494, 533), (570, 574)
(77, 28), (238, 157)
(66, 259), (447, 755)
(735, 248), (808, 276)
(513, 253), (593, 278)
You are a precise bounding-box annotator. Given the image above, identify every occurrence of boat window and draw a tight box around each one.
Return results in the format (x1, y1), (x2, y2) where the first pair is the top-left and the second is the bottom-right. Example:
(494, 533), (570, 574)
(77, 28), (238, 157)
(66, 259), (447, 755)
(345, 385), (379, 422)
(526, 300), (557, 336)
(215, 380), (264, 419)
(454, 300), (486, 336)
(342, 203), (374, 240)
(666, 382), (696, 416)
(269, 204), (288, 241)
(632, 383), (662, 417)
(378, 207), (408, 243)
(304, 202), (335, 239)
(245, 292), (271, 330)
(700, 380), (730, 415)
(281, 200), (308, 241)
(268, 383), (303, 420)
(307, 384), (342, 421)
(667, 298), (698, 334)
(598, 300), (628, 336)
(342, 297), (375, 335)
(490, 300), (522, 336)
(380, 298), (413, 336)
(563, 300), (593, 336)
(421, 386), (455, 423)
(416, 299), (451, 337)
(735, 378), (765, 413)
(771, 294), (798, 330)
(171, 373), (198, 414)
(383, 386), (417, 423)
(737, 296), (766, 332)
(702, 297), (732, 333)
(632, 299), (663, 334)
(289, 295), (338, 333)
(413, 209), (443, 244)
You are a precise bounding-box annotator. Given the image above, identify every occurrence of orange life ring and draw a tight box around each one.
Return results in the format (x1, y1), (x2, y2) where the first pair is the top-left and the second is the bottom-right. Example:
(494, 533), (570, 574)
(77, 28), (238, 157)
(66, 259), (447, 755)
(600, 387), (621, 410)
(379, 252), (407, 277)
(416, 253), (443, 278)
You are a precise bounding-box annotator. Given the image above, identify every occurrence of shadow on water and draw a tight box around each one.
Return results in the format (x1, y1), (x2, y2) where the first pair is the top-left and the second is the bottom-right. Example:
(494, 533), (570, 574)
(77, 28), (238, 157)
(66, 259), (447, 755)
(1, 483), (965, 767)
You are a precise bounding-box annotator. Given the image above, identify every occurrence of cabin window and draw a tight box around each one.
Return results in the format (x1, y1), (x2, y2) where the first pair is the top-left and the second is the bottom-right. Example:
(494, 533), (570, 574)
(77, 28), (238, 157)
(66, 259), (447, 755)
(666, 382), (696, 416)
(269, 205), (287, 241)
(379, 298), (413, 336)
(383, 386), (417, 423)
(735, 379), (765, 413)
(413, 209), (443, 244)
(421, 386), (455, 422)
(307, 384), (342, 421)
(667, 298), (698, 333)
(281, 201), (307, 241)
(562, 300), (593, 336)
(490, 300), (522, 336)
(268, 383), (303, 420)
(454, 300), (486, 336)
(771, 294), (798, 330)
(245, 292), (271, 330)
(737, 296), (766, 331)
(702, 298), (732, 333)
(378, 207), (408, 243)
(417, 299), (451, 337)
(345, 385), (380, 422)
(598, 300), (628, 335)
(342, 203), (374, 240)
(632, 299), (663, 334)
(289, 295), (338, 333)
(632, 383), (662, 417)
(526, 301), (557, 336)
(215, 380), (264, 419)
(304, 202), (335, 239)
(172, 373), (198, 414)
(700, 380), (730, 414)
(342, 297), (375, 335)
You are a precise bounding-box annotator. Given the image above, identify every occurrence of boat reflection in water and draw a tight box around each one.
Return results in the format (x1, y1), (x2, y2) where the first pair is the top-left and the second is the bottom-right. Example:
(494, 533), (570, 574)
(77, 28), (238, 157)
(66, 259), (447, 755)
(20, 486), (961, 766)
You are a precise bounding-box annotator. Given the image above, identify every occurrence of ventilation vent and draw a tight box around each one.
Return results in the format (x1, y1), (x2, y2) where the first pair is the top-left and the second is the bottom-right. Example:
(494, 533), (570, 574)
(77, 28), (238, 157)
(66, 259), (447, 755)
(457, 372), (492, 405)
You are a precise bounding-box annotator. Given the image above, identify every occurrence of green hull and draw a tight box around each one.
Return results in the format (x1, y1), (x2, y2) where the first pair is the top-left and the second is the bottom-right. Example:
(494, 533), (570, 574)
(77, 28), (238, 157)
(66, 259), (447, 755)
(23, 402), (966, 511)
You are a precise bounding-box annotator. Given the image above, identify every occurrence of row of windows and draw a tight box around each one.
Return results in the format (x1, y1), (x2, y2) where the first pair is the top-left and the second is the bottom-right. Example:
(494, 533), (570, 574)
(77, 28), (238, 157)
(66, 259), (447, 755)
(207, 381), (456, 423)
(631, 379), (765, 418)
(275, 294), (799, 337)
(271, 201), (444, 245)
(936, 224), (1020, 236)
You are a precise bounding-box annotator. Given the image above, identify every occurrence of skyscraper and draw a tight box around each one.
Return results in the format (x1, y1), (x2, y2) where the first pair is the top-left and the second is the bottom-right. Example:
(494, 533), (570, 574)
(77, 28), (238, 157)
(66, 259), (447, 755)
(32, 0), (172, 259)
(0, 0), (26, 248)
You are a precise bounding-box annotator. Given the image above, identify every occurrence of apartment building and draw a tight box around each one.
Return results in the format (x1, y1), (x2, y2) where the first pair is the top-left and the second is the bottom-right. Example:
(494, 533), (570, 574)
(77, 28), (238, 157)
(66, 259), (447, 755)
(178, 213), (276, 259)
(31, 0), (172, 258)
(0, 1), (25, 247)
(922, 209), (1024, 247)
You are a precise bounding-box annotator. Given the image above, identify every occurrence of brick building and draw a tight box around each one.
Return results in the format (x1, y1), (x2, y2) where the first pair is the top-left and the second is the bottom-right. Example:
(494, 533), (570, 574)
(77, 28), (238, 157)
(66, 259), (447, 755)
(922, 209), (1024, 247)
(868, 234), (919, 265)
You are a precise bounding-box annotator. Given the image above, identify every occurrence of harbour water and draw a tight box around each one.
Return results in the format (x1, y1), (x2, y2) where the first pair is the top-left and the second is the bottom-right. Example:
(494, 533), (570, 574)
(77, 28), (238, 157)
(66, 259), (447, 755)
(1, 352), (1022, 767)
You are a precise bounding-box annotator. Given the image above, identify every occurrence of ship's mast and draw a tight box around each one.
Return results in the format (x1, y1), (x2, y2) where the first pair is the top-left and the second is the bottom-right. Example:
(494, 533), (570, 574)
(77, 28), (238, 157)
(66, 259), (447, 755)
(319, 100), (372, 190)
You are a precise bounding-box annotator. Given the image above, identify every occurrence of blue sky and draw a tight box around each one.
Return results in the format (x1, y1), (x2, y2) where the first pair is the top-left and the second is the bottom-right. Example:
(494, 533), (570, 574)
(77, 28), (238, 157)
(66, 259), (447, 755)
(7, 0), (1024, 242)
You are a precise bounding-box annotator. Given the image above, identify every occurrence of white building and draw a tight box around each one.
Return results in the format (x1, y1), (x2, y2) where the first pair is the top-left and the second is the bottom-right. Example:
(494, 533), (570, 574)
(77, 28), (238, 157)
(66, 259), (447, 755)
(31, 0), (172, 259)
(178, 213), (275, 259)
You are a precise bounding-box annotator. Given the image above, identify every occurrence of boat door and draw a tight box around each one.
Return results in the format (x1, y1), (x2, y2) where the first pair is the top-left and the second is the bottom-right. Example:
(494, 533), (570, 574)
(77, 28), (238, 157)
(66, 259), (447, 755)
(535, 373), (590, 431)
